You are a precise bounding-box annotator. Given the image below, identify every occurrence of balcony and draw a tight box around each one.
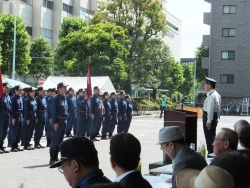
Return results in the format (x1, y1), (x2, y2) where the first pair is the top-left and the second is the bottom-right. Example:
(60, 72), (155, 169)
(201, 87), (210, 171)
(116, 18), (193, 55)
(204, 0), (211, 3)
(203, 12), (211, 25)
(202, 35), (210, 46)
(202, 57), (209, 69)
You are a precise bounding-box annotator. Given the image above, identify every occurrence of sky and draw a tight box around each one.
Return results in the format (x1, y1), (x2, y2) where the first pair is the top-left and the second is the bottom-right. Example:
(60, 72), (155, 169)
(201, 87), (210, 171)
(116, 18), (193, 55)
(166, 0), (211, 58)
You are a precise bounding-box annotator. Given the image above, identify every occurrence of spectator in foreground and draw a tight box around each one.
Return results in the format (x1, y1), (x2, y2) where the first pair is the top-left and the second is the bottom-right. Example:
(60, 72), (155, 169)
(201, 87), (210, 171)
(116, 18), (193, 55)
(157, 126), (207, 188)
(50, 137), (111, 188)
(239, 126), (250, 156)
(176, 166), (234, 188)
(88, 183), (123, 188)
(110, 133), (152, 188)
(210, 150), (250, 187)
(212, 128), (238, 155)
(233, 119), (249, 137)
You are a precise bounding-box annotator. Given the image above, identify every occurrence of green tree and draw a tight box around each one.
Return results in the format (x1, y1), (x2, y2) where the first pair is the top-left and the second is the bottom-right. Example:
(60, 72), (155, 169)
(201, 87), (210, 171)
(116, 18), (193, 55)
(195, 44), (209, 83)
(55, 22), (129, 89)
(29, 37), (54, 84)
(0, 22), (4, 65)
(178, 63), (194, 99)
(92, 0), (167, 93)
(59, 17), (87, 39)
(0, 14), (31, 76)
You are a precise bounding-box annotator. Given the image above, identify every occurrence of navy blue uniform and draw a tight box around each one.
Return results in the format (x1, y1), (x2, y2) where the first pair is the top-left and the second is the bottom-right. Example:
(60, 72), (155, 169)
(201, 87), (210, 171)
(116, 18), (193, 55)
(66, 94), (76, 135)
(0, 93), (11, 146)
(50, 94), (67, 154)
(108, 98), (117, 137)
(124, 101), (133, 132)
(76, 96), (89, 136)
(86, 100), (91, 136)
(23, 97), (37, 145)
(47, 96), (53, 141)
(117, 98), (127, 133)
(34, 95), (47, 143)
(10, 94), (23, 145)
(7, 95), (15, 145)
(90, 94), (101, 138)
(45, 95), (51, 140)
(101, 98), (111, 137)
(21, 94), (28, 144)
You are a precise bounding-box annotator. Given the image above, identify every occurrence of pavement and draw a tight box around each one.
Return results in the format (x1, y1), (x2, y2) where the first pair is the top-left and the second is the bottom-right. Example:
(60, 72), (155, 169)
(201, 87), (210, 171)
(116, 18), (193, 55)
(1, 115), (250, 188)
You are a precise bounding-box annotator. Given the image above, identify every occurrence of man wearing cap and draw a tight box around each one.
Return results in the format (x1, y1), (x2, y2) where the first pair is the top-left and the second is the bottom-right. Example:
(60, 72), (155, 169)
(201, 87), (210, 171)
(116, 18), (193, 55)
(203, 77), (221, 154)
(117, 91), (127, 133)
(49, 137), (111, 187)
(10, 85), (24, 152)
(23, 87), (37, 150)
(76, 88), (89, 136)
(157, 126), (207, 188)
(34, 86), (47, 149)
(66, 87), (76, 137)
(47, 88), (57, 147)
(108, 92), (117, 139)
(101, 92), (111, 140)
(50, 82), (68, 164)
(90, 86), (101, 142)
(124, 94), (133, 133)
(0, 83), (11, 153)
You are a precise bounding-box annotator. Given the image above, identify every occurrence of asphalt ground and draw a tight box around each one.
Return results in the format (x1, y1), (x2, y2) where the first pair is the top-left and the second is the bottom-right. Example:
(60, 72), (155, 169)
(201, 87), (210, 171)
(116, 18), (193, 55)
(1, 115), (250, 188)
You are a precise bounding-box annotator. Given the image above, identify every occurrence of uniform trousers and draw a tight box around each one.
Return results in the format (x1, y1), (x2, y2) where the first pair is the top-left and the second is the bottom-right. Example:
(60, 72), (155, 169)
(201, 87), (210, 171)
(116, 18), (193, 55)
(90, 112), (101, 137)
(23, 115), (36, 144)
(101, 113), (111, 137)
(117, 115), (126, 133)
(34, 112), (45, 142)
(76, 112), (87, 136)
(124, 115), (132, 133)
(66, 110), (75, 134)
(50, 119), (66, 154)
(108, 116), (117, 136)
(45, 113), (51, 140)
(0, 113), (10, 144)
(203, 112), (218, 153)
(10, 115), (22, 144)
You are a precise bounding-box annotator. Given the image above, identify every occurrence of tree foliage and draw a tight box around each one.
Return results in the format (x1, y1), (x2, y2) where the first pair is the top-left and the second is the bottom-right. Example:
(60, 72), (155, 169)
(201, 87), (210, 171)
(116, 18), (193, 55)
(55, 21), (129, 89)
(178, 63), (194, 99)
(59, 17), (87, 39)
(0, 14), (31, 76)
(92, 0), (167, 93)
(195, 44), (209, 83)
(29, 37), (54, 83)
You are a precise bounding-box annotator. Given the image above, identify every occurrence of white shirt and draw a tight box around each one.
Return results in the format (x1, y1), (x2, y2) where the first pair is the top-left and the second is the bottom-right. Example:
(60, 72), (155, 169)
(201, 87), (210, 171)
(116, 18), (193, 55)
(113, 170), (138, 182)
(203, 89), (221, 123)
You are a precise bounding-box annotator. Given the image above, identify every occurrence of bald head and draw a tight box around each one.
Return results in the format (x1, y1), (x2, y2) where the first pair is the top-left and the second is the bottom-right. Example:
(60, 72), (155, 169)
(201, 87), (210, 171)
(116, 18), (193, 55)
(233, 120), (250, 137)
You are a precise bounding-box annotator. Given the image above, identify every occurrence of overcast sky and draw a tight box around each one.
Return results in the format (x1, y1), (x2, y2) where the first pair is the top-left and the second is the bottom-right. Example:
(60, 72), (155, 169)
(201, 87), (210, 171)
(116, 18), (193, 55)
(166, 0), (211, 58)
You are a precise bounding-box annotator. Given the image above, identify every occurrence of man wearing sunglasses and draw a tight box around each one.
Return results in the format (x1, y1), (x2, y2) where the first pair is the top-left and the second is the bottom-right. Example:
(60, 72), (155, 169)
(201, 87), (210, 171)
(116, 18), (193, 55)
(49, 137), (111, 188)
(157, 126), (207, 188)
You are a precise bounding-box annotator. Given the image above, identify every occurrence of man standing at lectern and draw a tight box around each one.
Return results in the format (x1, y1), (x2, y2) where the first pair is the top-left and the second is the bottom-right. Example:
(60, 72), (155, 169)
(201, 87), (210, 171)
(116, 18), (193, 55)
(203, 77), (221, 154)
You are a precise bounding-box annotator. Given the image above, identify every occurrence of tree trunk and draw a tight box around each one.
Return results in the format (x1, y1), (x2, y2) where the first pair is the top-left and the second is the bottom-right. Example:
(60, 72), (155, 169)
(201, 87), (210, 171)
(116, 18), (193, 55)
(124, 78), (131, 94)
(153, 88), (157, 99)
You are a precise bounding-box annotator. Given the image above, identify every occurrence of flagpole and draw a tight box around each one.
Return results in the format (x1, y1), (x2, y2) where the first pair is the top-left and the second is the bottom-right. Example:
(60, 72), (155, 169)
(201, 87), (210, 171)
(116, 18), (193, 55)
(87, 56), (92, 98)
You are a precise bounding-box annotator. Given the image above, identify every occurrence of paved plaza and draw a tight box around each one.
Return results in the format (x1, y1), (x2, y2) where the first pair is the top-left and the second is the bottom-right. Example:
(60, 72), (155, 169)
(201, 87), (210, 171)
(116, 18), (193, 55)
(1, 115), (249, 188)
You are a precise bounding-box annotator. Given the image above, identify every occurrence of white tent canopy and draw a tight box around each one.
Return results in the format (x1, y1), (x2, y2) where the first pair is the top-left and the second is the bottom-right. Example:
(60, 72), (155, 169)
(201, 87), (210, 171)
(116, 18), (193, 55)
(43, 76), (116, 94)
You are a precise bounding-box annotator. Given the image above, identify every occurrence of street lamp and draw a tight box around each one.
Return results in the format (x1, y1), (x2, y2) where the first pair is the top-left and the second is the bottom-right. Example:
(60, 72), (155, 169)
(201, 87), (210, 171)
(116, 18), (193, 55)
(9, 0), (17, 80)
(193, 46), (209, 107)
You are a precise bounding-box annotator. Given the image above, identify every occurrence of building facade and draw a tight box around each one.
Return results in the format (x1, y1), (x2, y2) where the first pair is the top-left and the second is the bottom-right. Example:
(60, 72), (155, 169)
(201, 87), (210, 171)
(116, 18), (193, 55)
(202, 0), (250, 102)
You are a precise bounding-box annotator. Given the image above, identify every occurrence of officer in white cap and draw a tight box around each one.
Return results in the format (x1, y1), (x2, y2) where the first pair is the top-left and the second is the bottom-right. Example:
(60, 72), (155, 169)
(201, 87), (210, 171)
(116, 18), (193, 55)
(203, 77), (221, 154)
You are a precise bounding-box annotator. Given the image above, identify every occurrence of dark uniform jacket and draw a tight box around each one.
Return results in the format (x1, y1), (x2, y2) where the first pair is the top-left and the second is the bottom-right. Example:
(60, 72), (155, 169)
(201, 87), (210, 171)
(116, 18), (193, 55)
(119, 171), (152, 188)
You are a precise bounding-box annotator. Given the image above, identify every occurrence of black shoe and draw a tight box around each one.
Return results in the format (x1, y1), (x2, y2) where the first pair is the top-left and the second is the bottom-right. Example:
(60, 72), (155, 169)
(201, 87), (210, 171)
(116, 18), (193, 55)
(0, 149), (3, 154)
(38, 143), (45, 148)
(16, 147), (23, 151)
(21, 142), (24, 146)
(34, 143), (41, 149)
(49, 154), (56, 165)
(101, 137), (108, 140)
(24, 144), (33, 150)
(1, 148), (9, 153)
(11, 148), (18, 152)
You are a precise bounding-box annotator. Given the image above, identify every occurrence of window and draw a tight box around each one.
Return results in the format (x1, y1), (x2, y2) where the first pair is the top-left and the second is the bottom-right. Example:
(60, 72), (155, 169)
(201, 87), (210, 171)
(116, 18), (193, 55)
(223, 5), (237, 14)
(41, 28), (52, 39)
(26, 26), (32, 36)
(222, 28), (236, 37)
(21, 0), (33, 5)
(221, 51), (235, 60)
(221, 74), (234, 83)
(42, 0), (53, 10)
(63, 3), (73, 14)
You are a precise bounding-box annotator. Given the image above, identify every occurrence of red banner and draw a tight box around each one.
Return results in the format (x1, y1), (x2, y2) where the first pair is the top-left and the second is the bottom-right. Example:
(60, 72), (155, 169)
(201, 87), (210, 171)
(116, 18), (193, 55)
(87, 57), (92, 97)
(0, 67), (3, 97)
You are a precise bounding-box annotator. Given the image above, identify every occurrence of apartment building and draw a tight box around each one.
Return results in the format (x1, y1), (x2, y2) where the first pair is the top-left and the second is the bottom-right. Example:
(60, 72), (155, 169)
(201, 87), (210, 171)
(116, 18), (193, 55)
(202, 0), (250, 102)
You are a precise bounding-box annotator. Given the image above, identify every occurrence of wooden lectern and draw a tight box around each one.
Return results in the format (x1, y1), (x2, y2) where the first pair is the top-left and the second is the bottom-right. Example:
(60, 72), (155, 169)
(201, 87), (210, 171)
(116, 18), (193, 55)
(149, 109), (198, 169)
